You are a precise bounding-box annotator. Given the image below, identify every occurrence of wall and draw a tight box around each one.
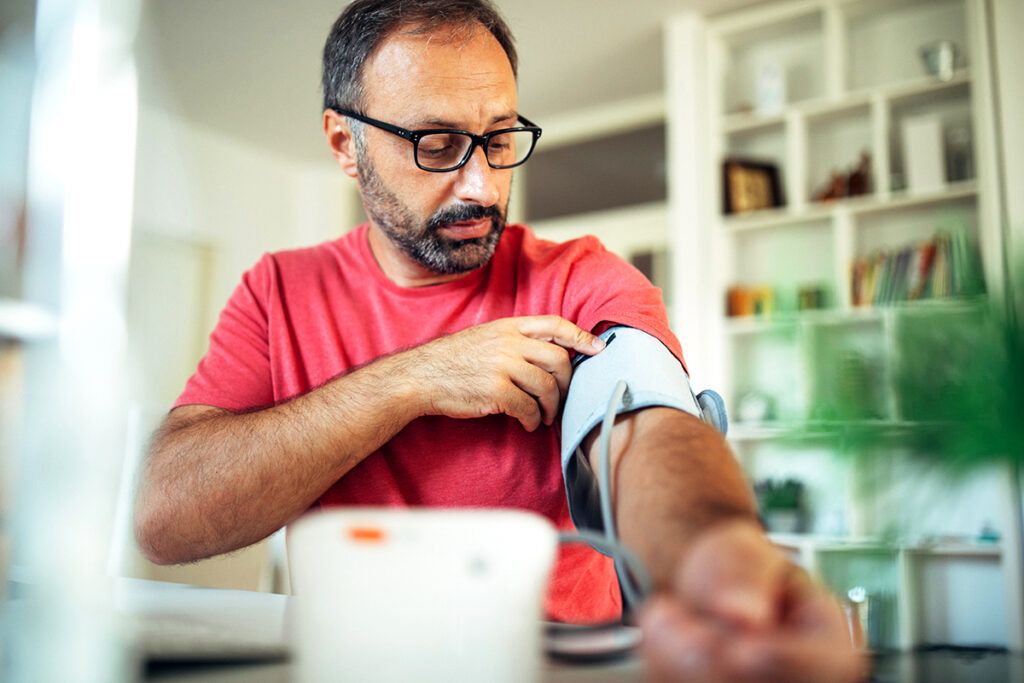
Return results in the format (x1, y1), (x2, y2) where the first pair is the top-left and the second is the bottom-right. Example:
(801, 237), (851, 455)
(118, 102), (361, 590)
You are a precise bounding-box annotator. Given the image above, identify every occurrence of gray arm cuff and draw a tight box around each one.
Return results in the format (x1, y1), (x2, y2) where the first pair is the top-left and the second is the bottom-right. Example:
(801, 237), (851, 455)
(560, 326), (701, 533)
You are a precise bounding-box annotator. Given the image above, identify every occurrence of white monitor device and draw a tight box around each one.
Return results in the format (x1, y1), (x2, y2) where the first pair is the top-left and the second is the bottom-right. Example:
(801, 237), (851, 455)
(288, 508), (558, 683)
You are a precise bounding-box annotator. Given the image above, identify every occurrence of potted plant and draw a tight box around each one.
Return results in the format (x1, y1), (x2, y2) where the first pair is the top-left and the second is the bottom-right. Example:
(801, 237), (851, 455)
(755, 478), (806, 533)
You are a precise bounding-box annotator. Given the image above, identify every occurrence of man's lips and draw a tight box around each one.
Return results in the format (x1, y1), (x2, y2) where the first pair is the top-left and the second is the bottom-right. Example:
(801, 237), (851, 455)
(440, 217), (491, 239)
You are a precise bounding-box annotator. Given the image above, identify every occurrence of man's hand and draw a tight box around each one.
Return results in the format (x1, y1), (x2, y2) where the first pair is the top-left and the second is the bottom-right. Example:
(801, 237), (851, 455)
(404, 316), (605, 431)
(639, 520), (866, 683)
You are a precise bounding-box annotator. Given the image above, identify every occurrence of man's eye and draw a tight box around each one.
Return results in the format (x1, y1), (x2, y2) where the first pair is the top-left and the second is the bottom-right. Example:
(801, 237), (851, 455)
(421, 144), (453, 157)
(419, 134), (465, 160)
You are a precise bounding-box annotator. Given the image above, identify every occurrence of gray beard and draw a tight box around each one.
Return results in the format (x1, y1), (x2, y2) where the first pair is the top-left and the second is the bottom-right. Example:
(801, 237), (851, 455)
(356, 157), (506, 275)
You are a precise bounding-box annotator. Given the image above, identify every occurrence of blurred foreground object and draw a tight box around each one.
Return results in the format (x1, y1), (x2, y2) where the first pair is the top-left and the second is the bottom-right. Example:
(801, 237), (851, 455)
(289, 509), (557, 683)
(801, 297), (1021, 469)
(2, 0), (141, 680)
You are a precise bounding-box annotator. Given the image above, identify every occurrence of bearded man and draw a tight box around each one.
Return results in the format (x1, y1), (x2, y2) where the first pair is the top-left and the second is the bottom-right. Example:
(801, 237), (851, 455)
(135, 2), (863, 681)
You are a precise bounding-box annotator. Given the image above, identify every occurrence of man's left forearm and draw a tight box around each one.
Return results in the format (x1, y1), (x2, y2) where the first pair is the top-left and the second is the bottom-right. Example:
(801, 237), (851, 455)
(583, 406), (759, 590)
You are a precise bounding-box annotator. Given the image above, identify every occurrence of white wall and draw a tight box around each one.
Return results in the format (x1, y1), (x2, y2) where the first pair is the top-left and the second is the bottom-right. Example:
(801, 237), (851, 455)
(120, 103), (361, 589)
(115, 0), (365, 590)
(131, 105), (360, 339)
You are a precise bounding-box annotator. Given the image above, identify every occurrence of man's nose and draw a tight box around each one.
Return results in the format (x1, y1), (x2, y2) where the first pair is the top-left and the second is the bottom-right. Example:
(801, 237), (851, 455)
(452, 145), (500, 207)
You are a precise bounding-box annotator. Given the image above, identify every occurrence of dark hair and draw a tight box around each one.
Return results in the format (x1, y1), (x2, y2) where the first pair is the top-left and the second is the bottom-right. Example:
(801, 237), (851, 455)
(321, 0), (518, 113)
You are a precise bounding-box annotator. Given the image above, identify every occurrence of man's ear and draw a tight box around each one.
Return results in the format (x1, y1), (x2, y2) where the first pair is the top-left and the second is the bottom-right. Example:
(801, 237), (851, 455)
(323, 109), (359, 178)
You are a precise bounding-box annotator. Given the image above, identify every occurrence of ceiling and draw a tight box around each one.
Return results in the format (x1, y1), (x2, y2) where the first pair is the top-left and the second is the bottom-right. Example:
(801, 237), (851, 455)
(138, 0), (766, 165)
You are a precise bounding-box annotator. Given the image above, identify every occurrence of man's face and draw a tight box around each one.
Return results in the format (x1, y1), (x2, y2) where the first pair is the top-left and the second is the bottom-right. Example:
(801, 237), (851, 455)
(352, 23), (517, 275)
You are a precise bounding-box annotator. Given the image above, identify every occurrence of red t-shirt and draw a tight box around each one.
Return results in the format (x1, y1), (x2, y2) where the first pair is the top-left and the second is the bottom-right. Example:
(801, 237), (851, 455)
(176, 223), (683, 623)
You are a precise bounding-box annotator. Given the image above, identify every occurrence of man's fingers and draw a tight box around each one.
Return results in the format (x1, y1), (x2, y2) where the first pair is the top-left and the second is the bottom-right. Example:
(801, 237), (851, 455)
(725, 613), (866, 683)
(778, 563), (822, 623)
(514, 316), (605, 356)
(413, 317), (597, 426)
(645, 525), (864, 683)
(640, 597), (725, 683)
(519, 338), (572, 397)
(497, 381), (543, 432)
(721, 586), (862, 683)
(641, 591), (866, 683)
(508, 362), (560, 426)
(678, 520), (789, 630)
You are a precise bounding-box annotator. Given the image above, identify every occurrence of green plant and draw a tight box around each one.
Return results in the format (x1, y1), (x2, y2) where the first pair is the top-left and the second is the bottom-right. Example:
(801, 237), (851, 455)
(755, 478), (805, 512)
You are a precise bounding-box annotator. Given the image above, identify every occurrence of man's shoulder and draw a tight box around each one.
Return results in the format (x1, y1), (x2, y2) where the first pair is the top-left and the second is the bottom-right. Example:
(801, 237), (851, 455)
(258, 225), (365, 273)
(509, 225), (637, 286)
(510, 223), (611, 265)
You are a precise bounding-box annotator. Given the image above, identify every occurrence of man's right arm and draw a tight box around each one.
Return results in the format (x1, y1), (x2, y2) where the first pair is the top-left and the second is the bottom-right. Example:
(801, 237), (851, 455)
(134, 316), (604, 565)
(134, 350), (421, 565)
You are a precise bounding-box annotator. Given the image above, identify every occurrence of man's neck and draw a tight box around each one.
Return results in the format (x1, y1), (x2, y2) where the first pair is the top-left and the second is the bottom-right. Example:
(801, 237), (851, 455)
(366, 223), (469, 288)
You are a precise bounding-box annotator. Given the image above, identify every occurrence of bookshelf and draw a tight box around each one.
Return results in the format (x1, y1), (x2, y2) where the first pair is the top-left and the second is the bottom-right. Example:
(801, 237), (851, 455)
(666, 0), (1017, 650)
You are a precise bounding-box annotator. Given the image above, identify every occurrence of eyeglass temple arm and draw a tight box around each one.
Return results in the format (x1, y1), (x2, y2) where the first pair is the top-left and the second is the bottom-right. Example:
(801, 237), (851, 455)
(517, 114), (540, 129)
(332, 108), (417, 141)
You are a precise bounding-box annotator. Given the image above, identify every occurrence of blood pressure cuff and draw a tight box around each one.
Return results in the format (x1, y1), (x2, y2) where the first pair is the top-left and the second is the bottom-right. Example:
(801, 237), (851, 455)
(560, 326), (702, 533)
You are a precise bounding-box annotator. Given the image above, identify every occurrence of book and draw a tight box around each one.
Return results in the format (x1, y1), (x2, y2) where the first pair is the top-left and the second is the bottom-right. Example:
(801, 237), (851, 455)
(909, 240), (936, 300)
(848, 228), (982, 307)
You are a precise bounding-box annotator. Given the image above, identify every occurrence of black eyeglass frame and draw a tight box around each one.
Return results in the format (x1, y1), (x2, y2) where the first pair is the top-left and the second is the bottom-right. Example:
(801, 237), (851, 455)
(333, 107), (542, 173)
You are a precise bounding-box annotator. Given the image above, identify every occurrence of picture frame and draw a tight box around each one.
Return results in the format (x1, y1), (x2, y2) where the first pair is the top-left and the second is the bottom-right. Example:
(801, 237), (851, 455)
(722, 158), (783, 214)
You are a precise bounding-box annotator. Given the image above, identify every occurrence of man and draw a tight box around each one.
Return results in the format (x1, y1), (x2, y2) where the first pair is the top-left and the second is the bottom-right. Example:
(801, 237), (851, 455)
(135, 1), (863, 680)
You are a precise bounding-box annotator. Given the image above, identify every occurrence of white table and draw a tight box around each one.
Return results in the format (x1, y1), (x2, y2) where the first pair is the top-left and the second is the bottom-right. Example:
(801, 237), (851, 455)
(111, 578), (644, 683)
(16, 578), (1020, 682)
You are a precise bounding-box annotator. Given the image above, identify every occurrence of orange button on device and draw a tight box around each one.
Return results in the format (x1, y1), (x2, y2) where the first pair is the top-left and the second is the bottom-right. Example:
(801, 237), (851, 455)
(348, 526), (386, 543)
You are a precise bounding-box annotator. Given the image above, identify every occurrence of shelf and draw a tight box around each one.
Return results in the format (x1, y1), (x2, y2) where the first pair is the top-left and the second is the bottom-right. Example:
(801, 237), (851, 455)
(911, 544), (1002, 558)
(769, 533), (895, 552)
(722, 181), (977, 232)
(731, 420), (900, 442)
(724, 296), (983, 336)
(537, 93), (665, 149)
(728, 414), (985, 443)
(879, 294), (989, 313)
(725, 306), (887, 334)
(722, 111), (786, 135)
(848, 180), (977, 215)
(724, 315), (800, 335)
(0, 298), (58, 342)
(722, 71), (971, 134)
(728, 422), (794, 442)
(884, 71), (971, 106)
(769, 532), (1002, 558)
(723, 204), (832, 232)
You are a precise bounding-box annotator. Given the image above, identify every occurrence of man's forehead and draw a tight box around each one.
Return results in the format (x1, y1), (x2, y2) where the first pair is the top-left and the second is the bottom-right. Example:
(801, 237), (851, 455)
(361, 22), (517, 127)
(403, 109), (519, 128)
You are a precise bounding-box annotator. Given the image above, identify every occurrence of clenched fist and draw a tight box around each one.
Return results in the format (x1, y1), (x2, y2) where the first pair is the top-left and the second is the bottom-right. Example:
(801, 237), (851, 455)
(402, 316), (606, 431)
(640, 520), (867, 683)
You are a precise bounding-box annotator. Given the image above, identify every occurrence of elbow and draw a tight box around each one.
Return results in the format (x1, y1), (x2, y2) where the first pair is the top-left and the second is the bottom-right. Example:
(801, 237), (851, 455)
(133, 414), (215, 566)
(133, 486), (181, 566)
(134, 502), (169, 566)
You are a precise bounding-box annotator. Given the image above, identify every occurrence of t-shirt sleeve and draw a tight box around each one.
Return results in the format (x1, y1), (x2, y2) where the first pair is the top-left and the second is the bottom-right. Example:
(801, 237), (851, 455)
(174, 254), (275, 412)
(563, 237), (685, 370)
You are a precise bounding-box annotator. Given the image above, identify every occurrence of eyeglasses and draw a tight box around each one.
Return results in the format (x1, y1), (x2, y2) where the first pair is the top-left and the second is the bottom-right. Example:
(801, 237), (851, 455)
(333, 108), (542, 173)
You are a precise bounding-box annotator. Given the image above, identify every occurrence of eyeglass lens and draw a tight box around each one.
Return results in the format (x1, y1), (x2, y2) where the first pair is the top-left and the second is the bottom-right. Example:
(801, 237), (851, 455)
(416, 130), (535, 170)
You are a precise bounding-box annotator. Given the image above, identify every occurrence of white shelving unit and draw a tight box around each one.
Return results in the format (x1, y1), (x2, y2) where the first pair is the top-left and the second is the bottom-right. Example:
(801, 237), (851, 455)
(667, 0), (1019, 651)
(771, 532), (1007, 649)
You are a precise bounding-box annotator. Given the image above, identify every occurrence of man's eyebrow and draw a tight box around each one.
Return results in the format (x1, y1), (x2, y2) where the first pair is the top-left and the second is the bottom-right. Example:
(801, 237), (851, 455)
(411, 111), (519, 129)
